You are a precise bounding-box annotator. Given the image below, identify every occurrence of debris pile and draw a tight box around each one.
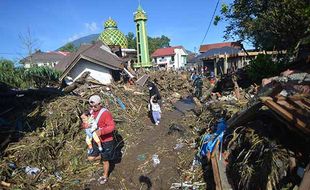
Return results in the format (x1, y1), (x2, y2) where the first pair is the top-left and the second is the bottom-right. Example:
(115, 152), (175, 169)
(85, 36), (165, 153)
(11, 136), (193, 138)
(0, 68), (309, 189)
(200, 69), (310, 189)
(0, 71), (203, 189)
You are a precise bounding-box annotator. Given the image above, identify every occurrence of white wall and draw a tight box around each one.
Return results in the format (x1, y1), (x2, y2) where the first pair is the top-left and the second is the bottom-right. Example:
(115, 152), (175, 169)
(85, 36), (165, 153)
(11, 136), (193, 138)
(68, 59), (113, 85)
(24, 61), (57, 68)
(153, 56), (173, 68)
(153, 48), (188, 70)
(173, 48), (188, 69)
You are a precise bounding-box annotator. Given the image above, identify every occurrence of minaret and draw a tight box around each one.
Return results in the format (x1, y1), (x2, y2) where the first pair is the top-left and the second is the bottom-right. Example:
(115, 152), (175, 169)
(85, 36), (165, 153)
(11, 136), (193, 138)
(134, 4), (152, 68)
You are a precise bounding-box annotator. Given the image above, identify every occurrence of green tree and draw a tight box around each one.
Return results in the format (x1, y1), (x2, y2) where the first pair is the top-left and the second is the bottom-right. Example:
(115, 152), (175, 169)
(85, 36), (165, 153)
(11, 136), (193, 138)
(245, 54), (289, 83)
(218, 0), (310, 51)
(59, 43), (77, 52)
(25, 66), (61, 88)
(0, 58), (60, 89)
(148, 35), (170, 55)
(0, 59), (28, 88)
(125, 33), (171, 55)
(126, 32), (136, 49)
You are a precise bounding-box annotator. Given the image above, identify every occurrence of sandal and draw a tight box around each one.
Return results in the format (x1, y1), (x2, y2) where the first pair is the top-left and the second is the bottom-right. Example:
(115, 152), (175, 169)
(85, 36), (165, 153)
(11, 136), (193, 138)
(98, 176), (108, 184)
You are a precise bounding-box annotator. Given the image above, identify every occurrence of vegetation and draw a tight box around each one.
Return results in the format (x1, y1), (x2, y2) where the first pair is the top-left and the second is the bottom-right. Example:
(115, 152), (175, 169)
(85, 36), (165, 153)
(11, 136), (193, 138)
(24, 66), (61, 88)
(217, 0), (310, 51)
(148, 35), (170, 55)
(245, 54), (289, 83)
(0, 58), (61, 89)
(58, 43), (77, 52)
(125, 32), (171, 55)
(126, 32), (136, 50)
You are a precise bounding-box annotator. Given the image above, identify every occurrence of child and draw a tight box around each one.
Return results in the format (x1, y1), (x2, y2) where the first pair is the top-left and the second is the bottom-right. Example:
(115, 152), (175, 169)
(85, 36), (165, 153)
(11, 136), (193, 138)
(81, 110), (103, 155)
(148, 95), (161, 125)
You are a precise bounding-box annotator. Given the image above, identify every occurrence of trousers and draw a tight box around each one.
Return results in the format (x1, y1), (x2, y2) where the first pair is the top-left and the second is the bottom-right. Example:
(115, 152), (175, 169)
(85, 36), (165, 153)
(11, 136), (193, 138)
(152, 111), (161, 123)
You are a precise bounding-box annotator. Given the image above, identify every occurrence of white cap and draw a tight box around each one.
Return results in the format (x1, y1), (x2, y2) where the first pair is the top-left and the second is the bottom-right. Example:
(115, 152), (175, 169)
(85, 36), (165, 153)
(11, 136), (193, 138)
(89, 95), (101, 105)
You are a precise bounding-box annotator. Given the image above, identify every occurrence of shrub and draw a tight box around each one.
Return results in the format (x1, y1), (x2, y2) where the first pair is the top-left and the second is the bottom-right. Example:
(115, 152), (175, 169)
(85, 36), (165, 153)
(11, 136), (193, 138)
(0, 59), (61, 89)
(245, 54), (290, 83)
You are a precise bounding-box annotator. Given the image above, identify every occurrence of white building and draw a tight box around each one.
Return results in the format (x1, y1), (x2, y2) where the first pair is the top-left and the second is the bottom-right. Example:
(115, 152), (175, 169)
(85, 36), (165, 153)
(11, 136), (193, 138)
(151, 46), (188, 70)
(55, 41), (123, 85)
(20, 50), (70, 68)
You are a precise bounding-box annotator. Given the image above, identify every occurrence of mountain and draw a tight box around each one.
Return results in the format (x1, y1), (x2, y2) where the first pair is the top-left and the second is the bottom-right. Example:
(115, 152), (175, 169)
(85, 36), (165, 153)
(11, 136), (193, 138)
(71, 33), (100, 47)
(63, 33), (100, 49)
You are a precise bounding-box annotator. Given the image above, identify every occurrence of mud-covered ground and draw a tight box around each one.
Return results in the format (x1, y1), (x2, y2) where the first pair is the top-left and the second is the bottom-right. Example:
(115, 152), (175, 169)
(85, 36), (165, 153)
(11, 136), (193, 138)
(88, 105), (200, 190)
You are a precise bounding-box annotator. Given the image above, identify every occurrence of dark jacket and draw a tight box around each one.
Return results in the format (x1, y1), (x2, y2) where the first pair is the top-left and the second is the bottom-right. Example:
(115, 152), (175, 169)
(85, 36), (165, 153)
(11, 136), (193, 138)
(148, 82), (161, 100)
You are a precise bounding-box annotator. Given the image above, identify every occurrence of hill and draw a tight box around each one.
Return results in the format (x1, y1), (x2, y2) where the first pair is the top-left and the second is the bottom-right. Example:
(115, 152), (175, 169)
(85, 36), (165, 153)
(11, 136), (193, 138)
(61, 33), (100, 49)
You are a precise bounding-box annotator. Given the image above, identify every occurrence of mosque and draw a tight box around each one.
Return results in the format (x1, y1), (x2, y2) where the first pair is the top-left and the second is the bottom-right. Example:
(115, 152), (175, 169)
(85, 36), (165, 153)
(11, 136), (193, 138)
(97, 5), (151, 68)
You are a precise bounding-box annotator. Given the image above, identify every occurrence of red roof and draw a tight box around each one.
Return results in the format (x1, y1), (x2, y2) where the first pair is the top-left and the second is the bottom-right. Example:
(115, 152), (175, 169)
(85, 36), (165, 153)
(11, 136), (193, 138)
(199, 42), (241, 53)
(151, 46), (184, 57)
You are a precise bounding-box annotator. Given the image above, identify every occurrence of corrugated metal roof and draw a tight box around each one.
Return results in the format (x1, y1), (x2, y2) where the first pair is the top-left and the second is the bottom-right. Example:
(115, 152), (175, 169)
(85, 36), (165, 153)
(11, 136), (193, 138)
(199, 42), (241, 53)
(193, 46), (241, 62)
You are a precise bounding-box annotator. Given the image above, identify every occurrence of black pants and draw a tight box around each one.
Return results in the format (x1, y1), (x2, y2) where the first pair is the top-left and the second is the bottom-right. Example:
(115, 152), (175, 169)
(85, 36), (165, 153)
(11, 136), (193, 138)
(90, 140), (115, 161)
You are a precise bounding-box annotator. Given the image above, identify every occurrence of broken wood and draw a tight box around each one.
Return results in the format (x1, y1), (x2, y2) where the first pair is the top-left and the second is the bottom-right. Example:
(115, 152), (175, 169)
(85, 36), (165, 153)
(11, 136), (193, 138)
(260, 97), (310, 134)
(299, 162), (310, 190)
(0, 181), (11, 188)
(211, 140), (222, 190)
(135, 74), (149, 87)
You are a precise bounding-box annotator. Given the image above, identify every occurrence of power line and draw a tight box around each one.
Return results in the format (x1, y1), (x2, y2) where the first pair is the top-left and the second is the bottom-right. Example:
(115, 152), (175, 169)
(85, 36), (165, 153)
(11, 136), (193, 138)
(200, 0), (220, 46)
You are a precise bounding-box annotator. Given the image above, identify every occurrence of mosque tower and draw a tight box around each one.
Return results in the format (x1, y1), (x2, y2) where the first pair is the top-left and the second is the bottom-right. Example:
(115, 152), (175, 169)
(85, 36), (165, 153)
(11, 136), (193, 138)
(134, 4), (151, 68)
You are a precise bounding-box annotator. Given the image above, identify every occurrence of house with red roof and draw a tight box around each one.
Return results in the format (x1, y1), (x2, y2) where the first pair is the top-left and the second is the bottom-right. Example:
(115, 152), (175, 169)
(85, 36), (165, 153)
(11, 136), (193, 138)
(151, 46), (188, 70)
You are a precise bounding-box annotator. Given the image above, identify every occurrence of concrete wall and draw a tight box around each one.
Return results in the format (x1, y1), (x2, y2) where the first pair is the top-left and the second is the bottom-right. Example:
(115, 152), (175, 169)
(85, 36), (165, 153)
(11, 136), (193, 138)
(68, 59), (113, 85)
(153, 48), (188, 70)
(153, 56), (173, 68)
(173, 48), (187, 69)
(24, 61), (57, 68)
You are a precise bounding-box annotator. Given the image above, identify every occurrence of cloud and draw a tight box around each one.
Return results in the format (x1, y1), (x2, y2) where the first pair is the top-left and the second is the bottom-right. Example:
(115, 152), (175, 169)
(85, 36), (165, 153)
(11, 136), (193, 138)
(85, 22), (98, 32)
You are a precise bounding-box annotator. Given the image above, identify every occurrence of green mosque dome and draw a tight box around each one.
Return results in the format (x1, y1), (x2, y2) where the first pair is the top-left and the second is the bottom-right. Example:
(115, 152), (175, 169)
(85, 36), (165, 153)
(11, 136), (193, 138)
(98, 18), (128, 48)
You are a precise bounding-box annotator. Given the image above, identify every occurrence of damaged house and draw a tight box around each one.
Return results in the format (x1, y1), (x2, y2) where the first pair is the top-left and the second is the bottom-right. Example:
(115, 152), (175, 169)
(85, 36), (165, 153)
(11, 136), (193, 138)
(55, 41), (123, 85)
(196, 42), (284, 76)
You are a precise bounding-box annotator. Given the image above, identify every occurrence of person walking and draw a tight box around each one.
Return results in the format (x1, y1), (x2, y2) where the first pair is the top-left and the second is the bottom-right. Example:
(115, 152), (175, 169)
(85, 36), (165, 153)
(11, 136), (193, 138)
(148, 95), (161, 125)
(193, 76), (203, 98)
(147, 81), (161, 101)
(82, 95), (116, 185)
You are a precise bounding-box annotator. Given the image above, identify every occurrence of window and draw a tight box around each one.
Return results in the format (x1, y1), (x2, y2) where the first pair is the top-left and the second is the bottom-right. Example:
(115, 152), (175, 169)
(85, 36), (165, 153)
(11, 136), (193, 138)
(171, 56), (174, 62)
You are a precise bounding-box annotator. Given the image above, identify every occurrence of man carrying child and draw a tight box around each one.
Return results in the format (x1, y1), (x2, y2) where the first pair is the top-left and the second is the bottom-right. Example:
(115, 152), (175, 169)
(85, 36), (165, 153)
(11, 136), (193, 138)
(81, 95), (116, 185)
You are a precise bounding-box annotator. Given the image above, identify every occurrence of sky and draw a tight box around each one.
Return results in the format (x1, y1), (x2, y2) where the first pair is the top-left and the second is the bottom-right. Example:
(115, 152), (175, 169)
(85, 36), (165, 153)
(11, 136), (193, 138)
(0, 0), (241, 62)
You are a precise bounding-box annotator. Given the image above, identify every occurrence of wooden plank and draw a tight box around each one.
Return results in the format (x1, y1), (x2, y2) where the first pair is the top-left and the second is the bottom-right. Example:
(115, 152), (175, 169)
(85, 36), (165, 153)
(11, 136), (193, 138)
(217, 155), (233, 190)
(299, 162), (310, 190)
(135, 74), (149, 86)
(211, 156), (222, 190)
(210, 140), (222, 190)
(210, 139), (233, 190)
(261, 98), (309, 134)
